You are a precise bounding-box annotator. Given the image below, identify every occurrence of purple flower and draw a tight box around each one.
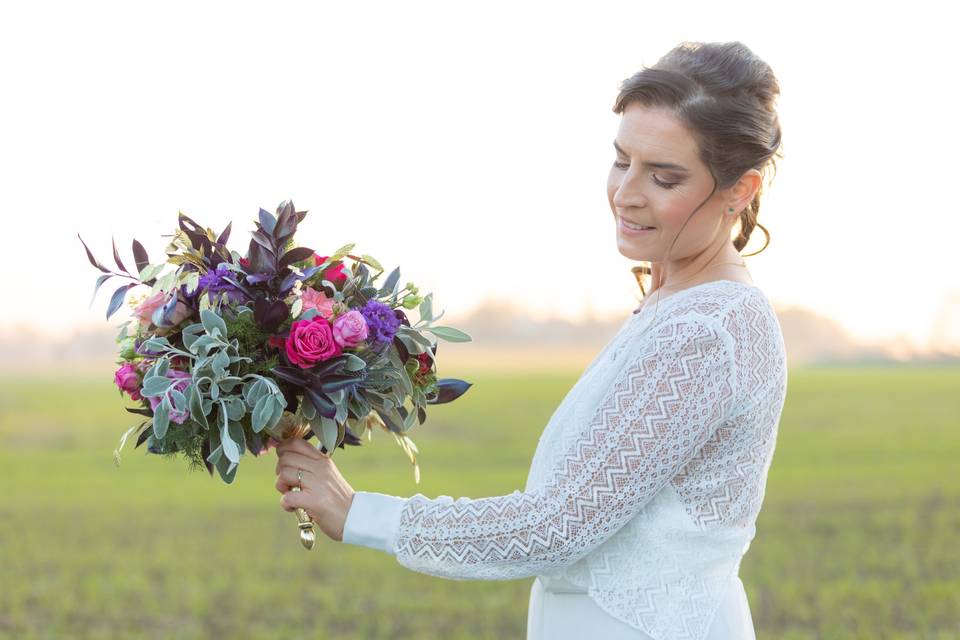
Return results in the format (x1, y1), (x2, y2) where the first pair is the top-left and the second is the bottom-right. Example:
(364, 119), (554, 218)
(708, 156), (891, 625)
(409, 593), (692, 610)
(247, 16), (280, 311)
(191, 263), (247, 304)
(361, 300), (400, 347)
(149, 369), (192, 424)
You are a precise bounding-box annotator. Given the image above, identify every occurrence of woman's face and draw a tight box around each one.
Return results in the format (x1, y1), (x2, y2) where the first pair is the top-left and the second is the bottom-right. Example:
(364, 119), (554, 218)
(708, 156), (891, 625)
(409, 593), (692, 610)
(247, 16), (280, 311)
(607, 102), (737, 264)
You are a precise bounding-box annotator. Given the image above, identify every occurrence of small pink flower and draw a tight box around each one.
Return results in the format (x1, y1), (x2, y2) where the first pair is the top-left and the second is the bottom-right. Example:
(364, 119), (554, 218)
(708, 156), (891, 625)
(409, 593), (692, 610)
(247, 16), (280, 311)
(133, 292), (166, 325)
(332, 309), (369, 348)
(114, 363), (142, 401)
(285, 316), (342, 369)
(300, 287), (336, 320)
(148, 369), (192, 424)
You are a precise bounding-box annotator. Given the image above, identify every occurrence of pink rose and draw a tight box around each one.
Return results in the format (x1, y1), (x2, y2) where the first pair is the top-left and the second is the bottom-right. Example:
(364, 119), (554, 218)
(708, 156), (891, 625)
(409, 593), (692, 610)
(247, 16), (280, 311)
(285, 316), (342, 369)
(332, 310), (369, 348)
(133, 292), (166, 325)
(114, 363), (142, 401)
(133, 292), (191, 327)
(148, 369), (192, 424)
(300, 287), (336, 320)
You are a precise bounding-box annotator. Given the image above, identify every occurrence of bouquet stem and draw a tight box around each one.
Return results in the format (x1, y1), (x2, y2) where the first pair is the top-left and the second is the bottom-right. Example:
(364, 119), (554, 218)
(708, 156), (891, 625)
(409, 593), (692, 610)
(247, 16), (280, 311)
(269, 413), (319, 551)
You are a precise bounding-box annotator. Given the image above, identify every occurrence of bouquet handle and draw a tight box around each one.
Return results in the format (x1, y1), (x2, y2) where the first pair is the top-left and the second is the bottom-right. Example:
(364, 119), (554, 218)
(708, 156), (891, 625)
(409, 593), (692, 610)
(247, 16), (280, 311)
(291, 486), (317, 550)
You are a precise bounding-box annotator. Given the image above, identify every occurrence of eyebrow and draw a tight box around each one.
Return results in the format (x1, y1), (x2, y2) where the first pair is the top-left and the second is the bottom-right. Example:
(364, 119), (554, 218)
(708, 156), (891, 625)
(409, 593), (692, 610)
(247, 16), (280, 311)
(613, 140), (690, 173)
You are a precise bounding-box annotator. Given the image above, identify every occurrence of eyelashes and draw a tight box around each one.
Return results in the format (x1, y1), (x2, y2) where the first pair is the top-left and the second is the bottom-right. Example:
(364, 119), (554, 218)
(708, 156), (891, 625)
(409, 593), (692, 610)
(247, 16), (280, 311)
(611, 161), (679, 190)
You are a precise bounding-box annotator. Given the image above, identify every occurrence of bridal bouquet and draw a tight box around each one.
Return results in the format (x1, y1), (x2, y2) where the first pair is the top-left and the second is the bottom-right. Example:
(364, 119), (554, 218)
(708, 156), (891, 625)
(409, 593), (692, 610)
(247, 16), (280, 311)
(80, 200), (473, 486)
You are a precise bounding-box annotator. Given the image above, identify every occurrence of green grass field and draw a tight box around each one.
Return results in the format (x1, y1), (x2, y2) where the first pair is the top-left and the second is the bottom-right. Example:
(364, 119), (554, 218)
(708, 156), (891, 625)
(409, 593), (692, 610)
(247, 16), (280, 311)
(1, 364), (958, 639)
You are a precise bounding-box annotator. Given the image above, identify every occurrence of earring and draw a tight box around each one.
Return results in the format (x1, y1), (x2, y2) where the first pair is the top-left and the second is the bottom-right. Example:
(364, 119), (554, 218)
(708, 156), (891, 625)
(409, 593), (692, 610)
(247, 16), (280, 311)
(727, 207), (735, 214)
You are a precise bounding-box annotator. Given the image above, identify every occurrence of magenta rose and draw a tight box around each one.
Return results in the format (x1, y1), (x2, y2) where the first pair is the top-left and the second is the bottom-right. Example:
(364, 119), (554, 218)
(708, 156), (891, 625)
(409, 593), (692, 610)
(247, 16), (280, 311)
(332, 309), (369, 348)
(114, 363), (142, 401)
(285, 316), (343, 368)
(148, 369), (192, 424)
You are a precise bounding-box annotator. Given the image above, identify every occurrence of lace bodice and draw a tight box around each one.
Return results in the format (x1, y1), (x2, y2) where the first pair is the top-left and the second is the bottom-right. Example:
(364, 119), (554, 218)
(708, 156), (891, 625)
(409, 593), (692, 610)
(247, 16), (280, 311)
(342, 280), (788, 640)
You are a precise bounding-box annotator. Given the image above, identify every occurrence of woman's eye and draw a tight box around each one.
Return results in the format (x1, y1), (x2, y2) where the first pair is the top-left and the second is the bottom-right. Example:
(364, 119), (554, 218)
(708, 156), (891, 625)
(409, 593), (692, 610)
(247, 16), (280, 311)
(652, 175), (679, 190)
(613, 160), (679, 190)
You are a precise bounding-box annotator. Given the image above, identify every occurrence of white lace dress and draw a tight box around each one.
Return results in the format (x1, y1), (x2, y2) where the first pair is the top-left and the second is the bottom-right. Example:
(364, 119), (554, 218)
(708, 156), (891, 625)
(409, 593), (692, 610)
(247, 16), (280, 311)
(341, 280), (788, 640)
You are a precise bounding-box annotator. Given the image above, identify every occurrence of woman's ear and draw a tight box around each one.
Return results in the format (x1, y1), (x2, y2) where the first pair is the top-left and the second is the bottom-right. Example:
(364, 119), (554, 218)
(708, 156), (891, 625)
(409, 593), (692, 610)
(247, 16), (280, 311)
(726, 169), (763, 212)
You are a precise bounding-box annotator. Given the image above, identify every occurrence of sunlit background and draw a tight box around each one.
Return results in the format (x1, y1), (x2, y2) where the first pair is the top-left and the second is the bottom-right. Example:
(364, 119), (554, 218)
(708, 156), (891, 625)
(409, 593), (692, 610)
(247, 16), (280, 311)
(2, 0), (958, 367)
(2, 3), (959, 639)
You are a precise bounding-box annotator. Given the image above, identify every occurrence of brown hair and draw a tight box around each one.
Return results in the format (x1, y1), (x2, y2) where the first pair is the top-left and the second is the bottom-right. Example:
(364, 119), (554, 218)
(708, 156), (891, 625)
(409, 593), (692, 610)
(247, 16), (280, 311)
(613, 41), (784, 294)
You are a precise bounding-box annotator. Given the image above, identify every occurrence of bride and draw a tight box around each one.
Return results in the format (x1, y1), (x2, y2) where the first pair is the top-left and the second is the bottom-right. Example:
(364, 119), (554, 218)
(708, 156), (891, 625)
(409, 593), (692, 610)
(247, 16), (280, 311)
(271, 40), (787, 640)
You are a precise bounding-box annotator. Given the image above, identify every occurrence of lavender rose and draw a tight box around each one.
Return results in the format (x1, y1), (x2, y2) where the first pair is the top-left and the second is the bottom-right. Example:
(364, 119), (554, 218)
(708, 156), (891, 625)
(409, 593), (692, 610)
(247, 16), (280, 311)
(285, 316), (343, 369)
(332, 309), (369, 348)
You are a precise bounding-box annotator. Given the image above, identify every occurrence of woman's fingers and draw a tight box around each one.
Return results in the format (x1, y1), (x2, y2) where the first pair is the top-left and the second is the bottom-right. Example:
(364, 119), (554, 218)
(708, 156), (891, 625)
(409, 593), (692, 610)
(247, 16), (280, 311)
(275, 437), (325, 459)
(274, 450), (318, 477)
(275, 465), (311, 494)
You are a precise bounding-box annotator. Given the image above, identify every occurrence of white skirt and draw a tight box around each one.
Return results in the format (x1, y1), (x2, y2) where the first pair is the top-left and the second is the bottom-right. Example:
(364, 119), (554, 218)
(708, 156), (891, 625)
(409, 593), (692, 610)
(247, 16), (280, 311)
(526, 575), (756, 640)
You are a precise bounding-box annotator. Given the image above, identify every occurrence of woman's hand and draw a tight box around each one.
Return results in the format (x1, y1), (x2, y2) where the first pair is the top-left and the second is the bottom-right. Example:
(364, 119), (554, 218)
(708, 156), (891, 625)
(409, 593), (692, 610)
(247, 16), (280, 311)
(274, 438), (356, 542)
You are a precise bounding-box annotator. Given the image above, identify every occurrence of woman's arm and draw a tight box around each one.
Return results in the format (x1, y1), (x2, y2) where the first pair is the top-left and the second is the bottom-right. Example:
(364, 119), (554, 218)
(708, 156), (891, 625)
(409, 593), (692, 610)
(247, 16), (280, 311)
(342, 312), (739, 580)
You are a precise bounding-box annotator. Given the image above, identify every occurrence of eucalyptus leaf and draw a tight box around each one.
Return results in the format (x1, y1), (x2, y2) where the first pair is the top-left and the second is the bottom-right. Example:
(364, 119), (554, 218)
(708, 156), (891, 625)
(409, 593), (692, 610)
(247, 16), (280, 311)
(423, 325), (472, 343)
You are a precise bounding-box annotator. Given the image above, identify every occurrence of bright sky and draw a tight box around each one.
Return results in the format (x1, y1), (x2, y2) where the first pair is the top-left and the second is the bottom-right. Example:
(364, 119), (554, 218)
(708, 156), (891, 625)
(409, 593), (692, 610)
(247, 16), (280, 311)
(1, 1), (957, 352)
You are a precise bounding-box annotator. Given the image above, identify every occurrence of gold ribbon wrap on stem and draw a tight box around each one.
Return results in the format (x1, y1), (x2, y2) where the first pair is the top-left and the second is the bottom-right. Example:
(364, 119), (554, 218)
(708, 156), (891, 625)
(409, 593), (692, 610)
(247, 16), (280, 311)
(265, 412), (330, 551)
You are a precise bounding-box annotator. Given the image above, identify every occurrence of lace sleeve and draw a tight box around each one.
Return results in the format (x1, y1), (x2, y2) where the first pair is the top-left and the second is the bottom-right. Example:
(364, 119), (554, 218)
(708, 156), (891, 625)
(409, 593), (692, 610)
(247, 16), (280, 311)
(393, 313), (740, 580)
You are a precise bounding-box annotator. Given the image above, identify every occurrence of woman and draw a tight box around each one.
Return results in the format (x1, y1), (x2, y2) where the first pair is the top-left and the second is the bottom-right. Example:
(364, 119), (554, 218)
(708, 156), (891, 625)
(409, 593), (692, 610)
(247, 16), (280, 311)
(273, 40), (787, 640)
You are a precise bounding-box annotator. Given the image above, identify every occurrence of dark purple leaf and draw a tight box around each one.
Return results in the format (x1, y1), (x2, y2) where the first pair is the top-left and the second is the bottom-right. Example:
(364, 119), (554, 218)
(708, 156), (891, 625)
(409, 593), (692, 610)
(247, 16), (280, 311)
(253, 298), (289, 332)
(126, 407), (154, 417)
(217, 221), (232, 246)
(279, 247), (315, 270)
(106, 283), (137, 320)
(111, 237), (130, 274)
(131, 239), (150, 274)
(417, 406), (427, 425)
(258, 208), (277, 235)
(375, 408), (404, 434)
(201, 437), (214, 475)
(319, 376), (363, 394)
(275, 201), (298, 238)
(90, 274), (112, 306)
(78, 234), (111, 273)
(427, 378), (473, 405)
(135, 426), (152, 448)
(304, 388), (337, 419)
(220, 276), (255, 300)
(245, 273), (274, 285)
(250, 230), (275, 253)
(295, 210), (308, 223)
(246, 429), (264, 456)
(272, 366), (308, 386)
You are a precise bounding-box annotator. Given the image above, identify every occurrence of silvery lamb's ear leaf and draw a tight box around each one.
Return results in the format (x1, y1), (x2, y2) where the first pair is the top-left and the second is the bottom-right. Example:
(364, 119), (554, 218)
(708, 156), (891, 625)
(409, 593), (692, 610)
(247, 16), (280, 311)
(251, 394), (273, 432)
(227, 420), (245, 457)
(189, 384), (208, 427)
(141, 376), (173, 397)
(152, 398), (171, 439)
(200, 309), (228, 338)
